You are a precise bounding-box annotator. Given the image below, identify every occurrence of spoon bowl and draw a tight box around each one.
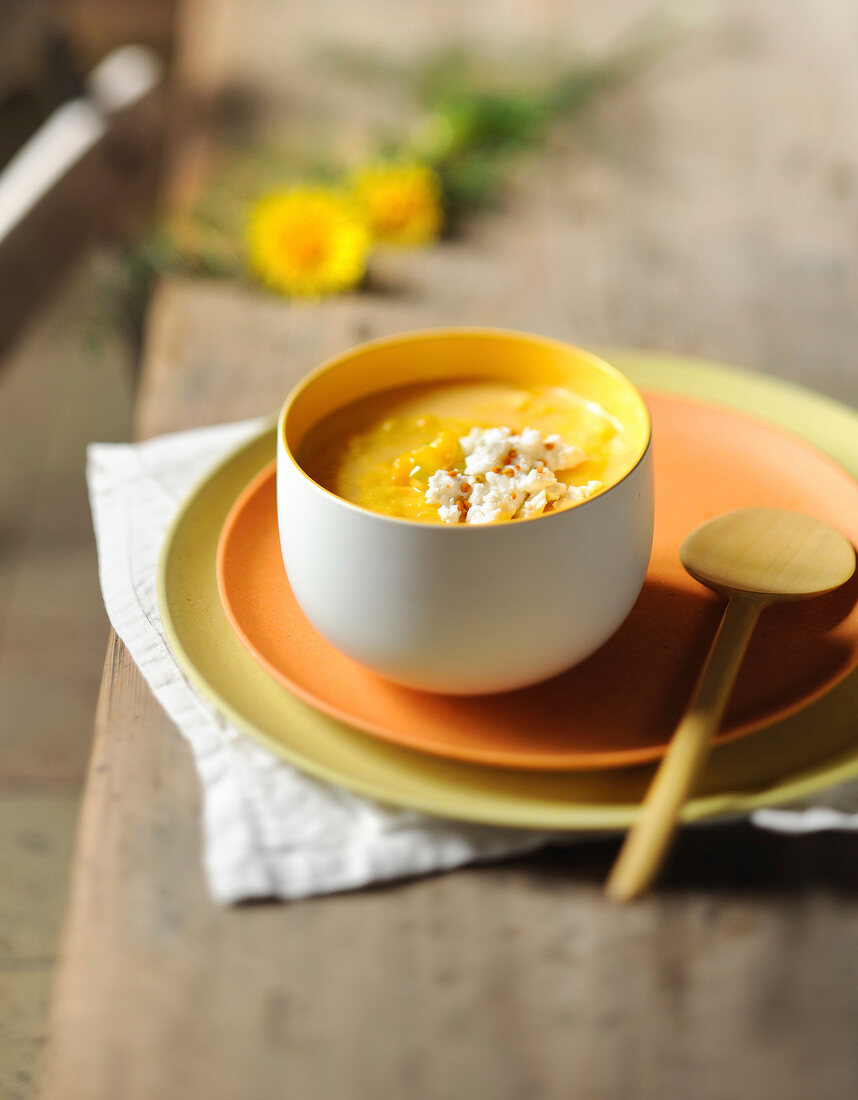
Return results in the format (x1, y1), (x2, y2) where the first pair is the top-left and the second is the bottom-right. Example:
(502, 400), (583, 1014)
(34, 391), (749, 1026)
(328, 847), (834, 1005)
(681, 507), (857, 602)
(606, 506), (856, 903)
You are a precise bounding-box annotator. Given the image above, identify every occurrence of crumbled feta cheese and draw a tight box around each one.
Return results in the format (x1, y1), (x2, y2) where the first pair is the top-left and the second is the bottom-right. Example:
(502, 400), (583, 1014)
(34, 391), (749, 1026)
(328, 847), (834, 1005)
(425, 426), (602, 525)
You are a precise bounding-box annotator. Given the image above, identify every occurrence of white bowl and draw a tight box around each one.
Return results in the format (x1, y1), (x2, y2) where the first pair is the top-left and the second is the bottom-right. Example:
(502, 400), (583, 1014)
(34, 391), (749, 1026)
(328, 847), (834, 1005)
(277, 328), (653, 694)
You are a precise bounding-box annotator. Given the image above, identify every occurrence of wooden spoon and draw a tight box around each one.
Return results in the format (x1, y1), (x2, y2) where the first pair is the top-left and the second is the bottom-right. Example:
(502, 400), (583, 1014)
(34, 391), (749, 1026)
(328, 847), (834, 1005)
(606, 507), (856, 903)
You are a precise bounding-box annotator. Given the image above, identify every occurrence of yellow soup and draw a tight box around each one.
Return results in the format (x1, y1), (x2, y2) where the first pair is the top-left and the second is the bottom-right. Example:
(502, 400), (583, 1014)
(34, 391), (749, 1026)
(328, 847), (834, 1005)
(298, 379), (636, 524)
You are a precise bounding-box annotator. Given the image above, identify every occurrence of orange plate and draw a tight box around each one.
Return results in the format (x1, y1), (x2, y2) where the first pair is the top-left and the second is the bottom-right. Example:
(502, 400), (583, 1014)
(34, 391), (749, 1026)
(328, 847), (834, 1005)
(216, 392), (858, 770)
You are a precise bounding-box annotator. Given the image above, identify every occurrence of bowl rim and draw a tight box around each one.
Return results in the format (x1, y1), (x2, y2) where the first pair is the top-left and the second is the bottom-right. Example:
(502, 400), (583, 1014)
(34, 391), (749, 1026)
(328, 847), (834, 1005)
(276, 326), (654, 531)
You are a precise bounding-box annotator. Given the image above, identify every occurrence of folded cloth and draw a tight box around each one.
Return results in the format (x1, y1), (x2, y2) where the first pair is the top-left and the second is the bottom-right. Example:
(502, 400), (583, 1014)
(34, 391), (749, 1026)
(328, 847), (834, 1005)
(87, 420), (858, 904)
(87, 419), (549, 904)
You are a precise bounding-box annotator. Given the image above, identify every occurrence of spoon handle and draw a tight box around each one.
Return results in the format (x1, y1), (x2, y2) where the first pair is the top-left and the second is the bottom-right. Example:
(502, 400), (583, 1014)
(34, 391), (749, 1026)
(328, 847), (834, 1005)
(606, 594), (764, 902)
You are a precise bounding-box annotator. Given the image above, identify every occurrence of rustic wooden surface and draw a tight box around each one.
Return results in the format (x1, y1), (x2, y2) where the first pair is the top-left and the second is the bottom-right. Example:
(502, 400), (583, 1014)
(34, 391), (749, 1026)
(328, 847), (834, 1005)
(37, 1), (858, 1097)
(0, 252), (135, 1100)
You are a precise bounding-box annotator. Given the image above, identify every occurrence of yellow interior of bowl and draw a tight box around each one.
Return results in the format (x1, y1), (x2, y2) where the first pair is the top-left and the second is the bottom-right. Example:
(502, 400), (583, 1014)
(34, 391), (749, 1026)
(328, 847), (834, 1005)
(281, 329), (651, 471)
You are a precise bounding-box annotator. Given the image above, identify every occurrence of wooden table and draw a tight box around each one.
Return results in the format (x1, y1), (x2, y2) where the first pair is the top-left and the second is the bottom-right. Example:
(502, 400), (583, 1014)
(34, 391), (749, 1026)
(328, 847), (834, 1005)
(38, 2), (858, 1097)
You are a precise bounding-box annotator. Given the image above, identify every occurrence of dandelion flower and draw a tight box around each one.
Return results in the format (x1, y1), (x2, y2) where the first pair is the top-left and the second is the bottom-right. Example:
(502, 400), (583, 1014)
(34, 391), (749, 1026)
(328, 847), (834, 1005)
(352, 162), (443, 247)
(248, 187), (370, 297)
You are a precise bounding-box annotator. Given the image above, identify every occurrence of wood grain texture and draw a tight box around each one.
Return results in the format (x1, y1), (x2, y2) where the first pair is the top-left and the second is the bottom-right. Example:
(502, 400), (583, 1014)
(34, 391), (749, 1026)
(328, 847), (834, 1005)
(37, 0), (858, 1097)
(0, 254), (134, 784)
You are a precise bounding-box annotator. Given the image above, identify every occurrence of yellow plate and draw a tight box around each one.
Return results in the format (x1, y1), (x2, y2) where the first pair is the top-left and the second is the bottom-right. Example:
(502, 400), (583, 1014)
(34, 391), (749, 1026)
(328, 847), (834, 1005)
(158, 350), (858, 829)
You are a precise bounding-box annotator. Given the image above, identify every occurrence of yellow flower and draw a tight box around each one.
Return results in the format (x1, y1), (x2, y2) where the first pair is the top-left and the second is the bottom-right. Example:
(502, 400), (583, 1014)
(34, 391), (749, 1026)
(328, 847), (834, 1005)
(248, 187), (370, 297)
(352, 162), (443, 247)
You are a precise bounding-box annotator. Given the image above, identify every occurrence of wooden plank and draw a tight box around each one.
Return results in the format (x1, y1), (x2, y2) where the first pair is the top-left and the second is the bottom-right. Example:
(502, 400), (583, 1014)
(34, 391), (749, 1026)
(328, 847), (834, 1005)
(39, 283), (858, 1100)
(0, 250), (134, 1093)
(0, 253), (134, 784)
(37, 0), (858, 1096)
(35, 633), (858, 1100)
(0, 790), (79, 1100)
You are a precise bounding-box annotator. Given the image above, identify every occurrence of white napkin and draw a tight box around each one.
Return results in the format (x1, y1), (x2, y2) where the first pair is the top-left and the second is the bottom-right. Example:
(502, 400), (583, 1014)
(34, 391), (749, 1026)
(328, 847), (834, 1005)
(87, 420), (858, 904)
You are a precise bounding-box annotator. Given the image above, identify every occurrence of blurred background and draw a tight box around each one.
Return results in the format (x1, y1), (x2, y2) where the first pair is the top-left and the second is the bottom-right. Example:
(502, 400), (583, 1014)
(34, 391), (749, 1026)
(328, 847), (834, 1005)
(2, 0), (858, 1096)
(0, 3), (174, 1097)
